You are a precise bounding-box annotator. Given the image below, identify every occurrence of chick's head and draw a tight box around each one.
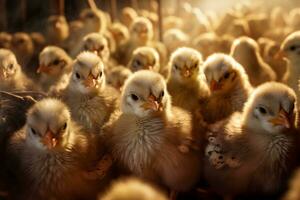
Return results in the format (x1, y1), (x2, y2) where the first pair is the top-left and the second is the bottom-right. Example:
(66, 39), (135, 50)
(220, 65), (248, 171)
(243, 82), (297, 134)
(121, 70), (170, 118)
(0, 49), (20, 80)
(26, 98), (72, 150)
(70, 52), (105, 94)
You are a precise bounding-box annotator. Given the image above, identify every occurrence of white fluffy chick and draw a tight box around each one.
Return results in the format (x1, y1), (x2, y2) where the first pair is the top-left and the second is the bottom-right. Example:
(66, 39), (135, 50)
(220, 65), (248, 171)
(105, 70), (201, 197)
(231, 36), (276, 86)
(167, 47), (209, 112)
(100, 178), (167, 200)
(0, 49), (33, 91)
(107, 65), (132, 91)
(38, 46), (72, 93)
(62, 52), (118, 134)
(204, 82), (299, 198)
(7, 98), (109, 199)
(121, 7), (138, 27)
(201, 53), (253, 124)
(46, 15), (69, 46)
(127, 46), (160, 73)
(81, 32), (110, 65)
(280, 31), (300, 101)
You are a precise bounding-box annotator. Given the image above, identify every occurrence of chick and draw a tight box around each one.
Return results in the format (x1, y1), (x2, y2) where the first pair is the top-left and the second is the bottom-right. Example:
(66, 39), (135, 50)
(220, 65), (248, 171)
(81, 33), (110, 65)
(80, 8), (107, 35)
(0, 49), (34, 91)
(109, 23), (129, 48)
(167, 47), (209, 112)
(280, 31), (300, 100)
(105, 70), (201, 196)
(200, 53), (253, 124)
(204, 82), (298, 198)
(62, 52), (118, 134)
(231, 36), (276, 86)
(11, 32), (34, 73)
(163, 28), (189, 55)
(193, 32), (220, 59)
(119, 17), (154, 65)
(0, 32), (11, 49)
(46, 15), (69, 47)
(100, 178), (167, 200)
(38, 46), (72, 93)
(121, 7), (138, 27)
(107, 66), (132, 91)
(127, 46), (160, 73)
(6, 98), (110, 200)
(30, 32), (46, 54)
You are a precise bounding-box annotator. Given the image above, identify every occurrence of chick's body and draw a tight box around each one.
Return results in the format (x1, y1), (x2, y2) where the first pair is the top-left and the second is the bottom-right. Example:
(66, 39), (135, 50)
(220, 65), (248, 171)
(231, 36), (276, 86)
(106, 70), (201, 193)
(62, 52), (118, 134)
(204, 82), (299, 197)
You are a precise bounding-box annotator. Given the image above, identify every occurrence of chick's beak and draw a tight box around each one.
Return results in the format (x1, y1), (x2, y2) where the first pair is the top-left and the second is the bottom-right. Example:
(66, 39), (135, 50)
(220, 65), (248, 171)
(268, 107), (291, 129)
(84, 73), (97, 88)
(210, 79), (220, 91)
(274, 49), (286, 60)
(41, 129), (57, 149)
(183, 69), (191, 78)
(141, 94), (161, 111)
(37, 65), (50, 74)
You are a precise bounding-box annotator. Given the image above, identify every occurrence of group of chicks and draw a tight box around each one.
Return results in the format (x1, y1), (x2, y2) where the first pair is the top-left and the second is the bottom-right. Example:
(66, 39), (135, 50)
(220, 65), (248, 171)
(1, 0), (300, 200)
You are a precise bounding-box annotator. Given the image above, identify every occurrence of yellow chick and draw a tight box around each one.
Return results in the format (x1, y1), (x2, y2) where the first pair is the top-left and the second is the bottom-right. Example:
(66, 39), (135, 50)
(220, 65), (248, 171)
(37, 46), (72, 93)
(46, 15), (69, 47)
(62, 51), (118, 134)
(107, 65), (132, 91)
(231, 36), (276, 86)
(163, 28), (189, 55)
(121, 7), (138, 28)
(167, 47), (209, 112)
(105, 70), (201, 198)
(0, 32), (11, 49)
(0, 49), (34, 91)
(100, 178), (167, 200)
(204, 82), (298, 198)
(201, 53), (253, 124)
(127, 46), (160, 73)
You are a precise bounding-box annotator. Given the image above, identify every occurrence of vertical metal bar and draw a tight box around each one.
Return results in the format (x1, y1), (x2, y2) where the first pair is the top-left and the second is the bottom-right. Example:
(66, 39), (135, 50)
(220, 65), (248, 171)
(20, 0), (26, 30)
(157, 0), (163, 42)
(0, 0), (7, 31)
(111, 0), (117, 22)
(58, 0), (65, 15)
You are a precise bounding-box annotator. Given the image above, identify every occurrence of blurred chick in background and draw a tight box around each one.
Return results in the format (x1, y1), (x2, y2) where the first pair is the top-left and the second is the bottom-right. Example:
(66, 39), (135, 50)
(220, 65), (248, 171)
(37, 46), (72, 93)
(231, 36), (276, 86)
(0, 49), (34, 91)
(0, 32), (12, 49)
(107, 65), (132, 91)
(46, 15), (69, 47)
(127, 46), (160, 73)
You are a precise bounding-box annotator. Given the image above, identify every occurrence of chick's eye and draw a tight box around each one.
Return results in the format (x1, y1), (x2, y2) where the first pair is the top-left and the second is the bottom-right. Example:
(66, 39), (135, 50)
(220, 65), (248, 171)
(8, 64), (14, 70)
(223, 72), (230, 79)
(75, 72), (80, 79)
(173, 64), (178, 70)
(160, 91), (164, 97)
(61, 123), (67, 131)
(31, 128), (37, 135)
(258, 107), (267, 114)
(99, 71), (103, 77)
(290, 46), (296, 51)
(53, 59), (60, 65)
(131, 94), (139, 101)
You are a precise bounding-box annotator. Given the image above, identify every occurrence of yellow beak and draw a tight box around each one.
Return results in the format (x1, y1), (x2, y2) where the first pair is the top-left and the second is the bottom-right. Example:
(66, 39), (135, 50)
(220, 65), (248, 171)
(37, 65), (50, 74)
(210, 79), (220, 91)
(268, 107), (291, 129)
(84, 73), (97, 88)
(41, 129), (57, 149)
(141, 94), (160, 111)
